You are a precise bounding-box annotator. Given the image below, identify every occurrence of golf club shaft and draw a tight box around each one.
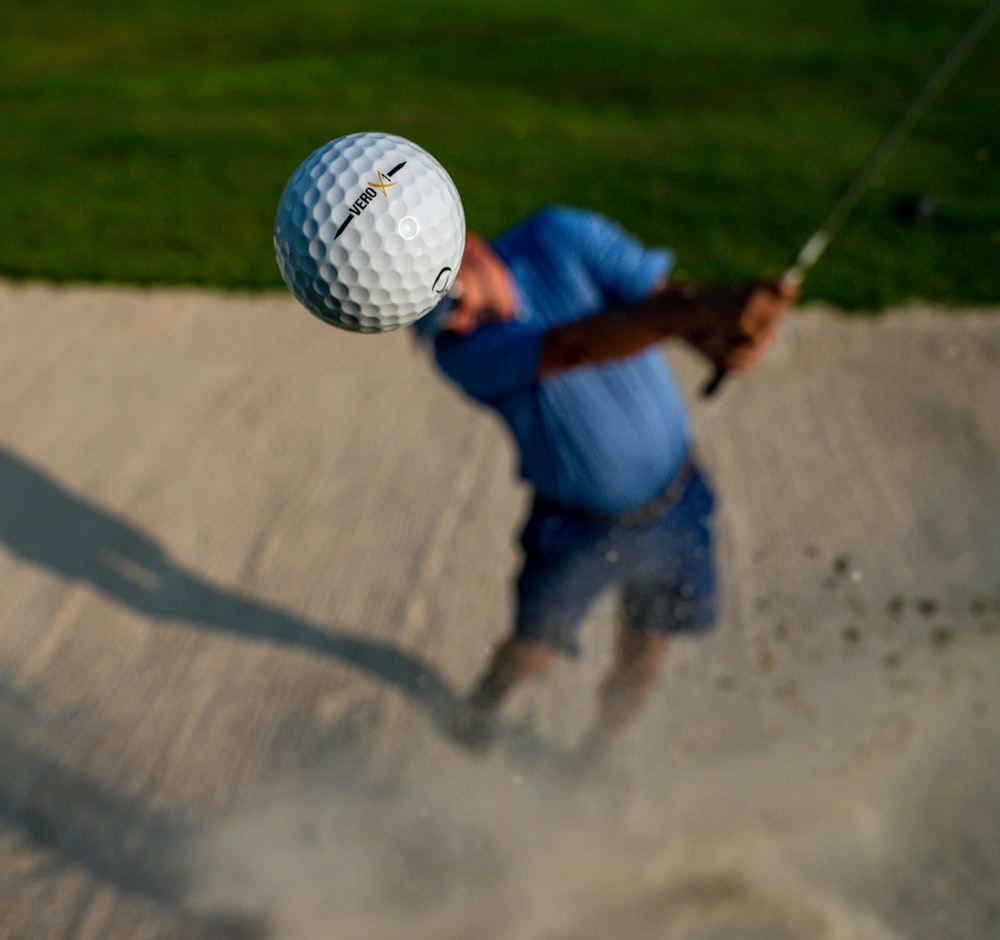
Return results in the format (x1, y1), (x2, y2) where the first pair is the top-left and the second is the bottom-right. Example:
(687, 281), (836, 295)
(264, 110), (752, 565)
(701, 0), (1000, 399)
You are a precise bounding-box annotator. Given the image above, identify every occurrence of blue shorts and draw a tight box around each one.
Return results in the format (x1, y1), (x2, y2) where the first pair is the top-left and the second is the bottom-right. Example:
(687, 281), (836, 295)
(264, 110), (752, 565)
(514, 465), (717, 655)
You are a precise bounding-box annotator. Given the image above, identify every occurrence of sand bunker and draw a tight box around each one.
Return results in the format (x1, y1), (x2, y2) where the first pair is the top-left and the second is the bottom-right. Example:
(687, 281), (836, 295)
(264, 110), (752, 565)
(0, 281), (997, 939)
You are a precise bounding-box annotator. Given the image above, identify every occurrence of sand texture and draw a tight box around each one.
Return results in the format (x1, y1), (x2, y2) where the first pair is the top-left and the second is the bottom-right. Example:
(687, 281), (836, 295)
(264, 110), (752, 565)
(1, 280), (998, 939)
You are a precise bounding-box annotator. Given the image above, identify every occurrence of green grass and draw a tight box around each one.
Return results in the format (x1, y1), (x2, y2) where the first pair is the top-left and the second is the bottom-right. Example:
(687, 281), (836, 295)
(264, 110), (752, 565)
(2, 0), (998, 308)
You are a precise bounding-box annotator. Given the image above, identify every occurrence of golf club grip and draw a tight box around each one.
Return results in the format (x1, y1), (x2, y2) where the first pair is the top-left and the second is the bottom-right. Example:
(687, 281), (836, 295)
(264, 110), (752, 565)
(700, 269), (798, 399)
(701, 365), (727, 398)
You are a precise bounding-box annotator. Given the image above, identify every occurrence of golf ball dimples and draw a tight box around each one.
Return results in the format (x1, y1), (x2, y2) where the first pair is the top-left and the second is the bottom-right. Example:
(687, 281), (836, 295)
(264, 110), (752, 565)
(274, 132), (465, 333)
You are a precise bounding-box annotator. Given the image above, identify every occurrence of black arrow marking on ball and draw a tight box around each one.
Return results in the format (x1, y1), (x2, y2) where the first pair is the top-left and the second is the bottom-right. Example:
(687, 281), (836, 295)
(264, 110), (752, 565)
(333, 161), (409, 240)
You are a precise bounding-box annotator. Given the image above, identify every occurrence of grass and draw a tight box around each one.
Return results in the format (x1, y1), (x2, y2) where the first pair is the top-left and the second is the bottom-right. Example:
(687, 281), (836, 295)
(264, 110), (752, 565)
(2, 0), (998, 309)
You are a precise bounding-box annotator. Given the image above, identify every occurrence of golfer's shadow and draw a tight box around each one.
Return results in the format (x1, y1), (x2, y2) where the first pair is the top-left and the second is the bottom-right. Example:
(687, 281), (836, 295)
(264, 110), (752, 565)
(0, 445), (457, 728)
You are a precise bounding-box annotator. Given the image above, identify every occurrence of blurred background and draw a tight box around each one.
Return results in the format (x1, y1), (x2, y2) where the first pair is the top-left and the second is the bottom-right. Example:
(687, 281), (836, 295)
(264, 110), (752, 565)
(3, 4), (1000, 939)
(3, 0), (998, 309)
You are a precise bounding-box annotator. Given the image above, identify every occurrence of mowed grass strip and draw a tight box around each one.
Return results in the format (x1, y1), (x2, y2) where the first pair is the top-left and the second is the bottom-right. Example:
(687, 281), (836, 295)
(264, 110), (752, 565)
(2, 0), (997, 308)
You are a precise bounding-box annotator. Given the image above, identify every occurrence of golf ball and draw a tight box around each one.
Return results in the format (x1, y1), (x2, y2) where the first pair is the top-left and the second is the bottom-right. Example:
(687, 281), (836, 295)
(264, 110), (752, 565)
(274, 132), (465, 333)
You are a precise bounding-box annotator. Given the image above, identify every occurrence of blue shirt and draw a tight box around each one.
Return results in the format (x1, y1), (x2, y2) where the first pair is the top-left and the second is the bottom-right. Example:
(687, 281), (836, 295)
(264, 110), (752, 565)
(431, 206), (691, 515)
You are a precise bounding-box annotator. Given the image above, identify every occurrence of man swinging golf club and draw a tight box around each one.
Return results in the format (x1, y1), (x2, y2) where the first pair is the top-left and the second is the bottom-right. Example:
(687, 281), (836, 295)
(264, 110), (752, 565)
(416, 207), (791, 765)
(415, 0), (998, 768)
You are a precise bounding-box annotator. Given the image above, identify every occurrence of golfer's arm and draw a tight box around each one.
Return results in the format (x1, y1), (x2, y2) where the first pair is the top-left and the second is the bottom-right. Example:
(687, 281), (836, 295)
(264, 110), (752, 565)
(537, 282), (701, 377)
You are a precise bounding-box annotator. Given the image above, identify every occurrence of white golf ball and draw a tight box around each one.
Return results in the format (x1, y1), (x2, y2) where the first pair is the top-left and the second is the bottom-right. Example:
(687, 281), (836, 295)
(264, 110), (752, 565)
(274, 132), (466, 333)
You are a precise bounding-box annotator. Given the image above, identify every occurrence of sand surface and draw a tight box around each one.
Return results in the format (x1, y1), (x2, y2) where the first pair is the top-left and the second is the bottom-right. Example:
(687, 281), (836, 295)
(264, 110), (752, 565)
(1, 280), (998, 939)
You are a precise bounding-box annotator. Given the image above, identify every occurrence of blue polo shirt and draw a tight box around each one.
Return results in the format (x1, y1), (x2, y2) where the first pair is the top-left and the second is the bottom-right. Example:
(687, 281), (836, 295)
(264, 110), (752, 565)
(431, 206), (691, 516)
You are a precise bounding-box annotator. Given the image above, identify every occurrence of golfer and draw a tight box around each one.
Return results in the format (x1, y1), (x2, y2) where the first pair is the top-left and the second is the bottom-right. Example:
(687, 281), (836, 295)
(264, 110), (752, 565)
(416, 205), (792, 764)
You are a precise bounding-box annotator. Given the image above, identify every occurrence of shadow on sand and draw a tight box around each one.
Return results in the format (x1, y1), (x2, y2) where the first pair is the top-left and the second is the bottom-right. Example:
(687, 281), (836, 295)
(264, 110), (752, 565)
(0, 445), (457, 725)
(0, 445), (463, 934)
(0, 680), (271, 938)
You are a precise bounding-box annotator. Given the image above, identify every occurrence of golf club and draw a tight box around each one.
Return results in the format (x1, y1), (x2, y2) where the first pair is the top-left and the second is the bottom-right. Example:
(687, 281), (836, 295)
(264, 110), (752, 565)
(702, 0), (1000, 398)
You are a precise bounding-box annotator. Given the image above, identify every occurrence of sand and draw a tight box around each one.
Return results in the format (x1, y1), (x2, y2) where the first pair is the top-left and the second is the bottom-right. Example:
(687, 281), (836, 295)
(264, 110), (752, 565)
(0, 279), (998, 939)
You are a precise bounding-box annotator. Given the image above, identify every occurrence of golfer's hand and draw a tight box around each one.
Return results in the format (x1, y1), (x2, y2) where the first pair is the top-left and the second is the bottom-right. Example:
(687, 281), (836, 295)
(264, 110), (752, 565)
(445, 234), (518, 334)
(684, 280), (793, 373)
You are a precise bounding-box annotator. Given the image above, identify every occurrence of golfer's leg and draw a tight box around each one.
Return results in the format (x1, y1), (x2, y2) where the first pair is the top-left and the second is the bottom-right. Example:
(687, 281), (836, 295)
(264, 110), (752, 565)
(451, 502), (610, 753)
(577, 624), (669, 763)
(451, 637), (557, 751)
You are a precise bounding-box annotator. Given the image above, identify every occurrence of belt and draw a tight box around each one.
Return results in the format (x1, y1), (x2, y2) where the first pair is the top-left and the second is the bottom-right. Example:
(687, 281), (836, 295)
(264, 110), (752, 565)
(535, 457), (695, 528)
